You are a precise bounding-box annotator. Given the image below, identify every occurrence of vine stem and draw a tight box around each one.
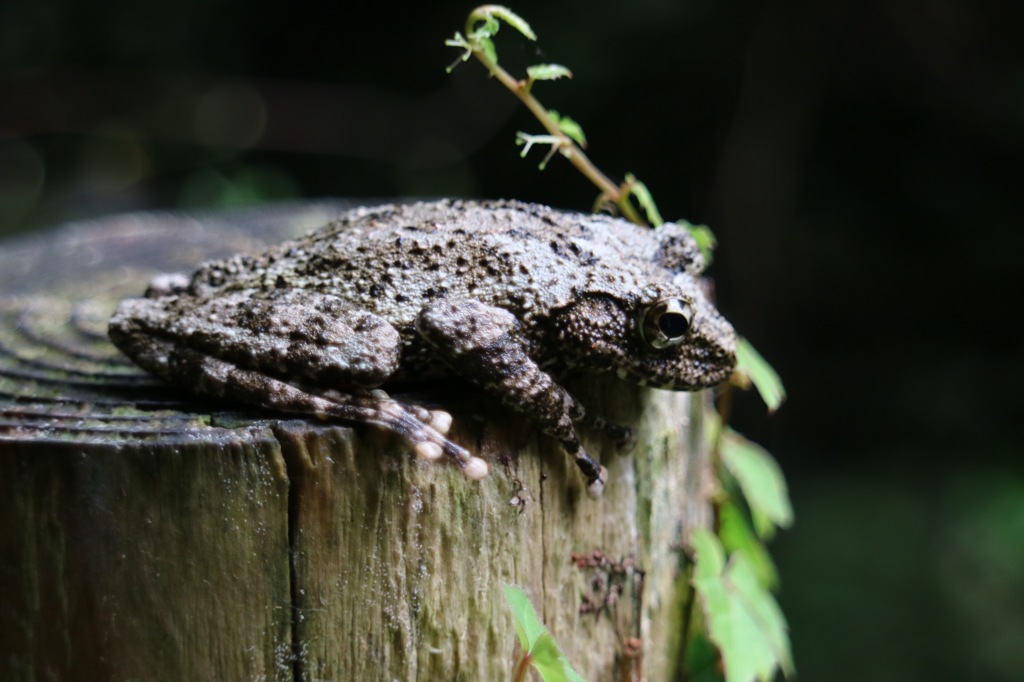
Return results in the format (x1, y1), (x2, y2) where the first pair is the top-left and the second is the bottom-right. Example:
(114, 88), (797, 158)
(512, 652), (532, 682)
(465, 8), (646, 226)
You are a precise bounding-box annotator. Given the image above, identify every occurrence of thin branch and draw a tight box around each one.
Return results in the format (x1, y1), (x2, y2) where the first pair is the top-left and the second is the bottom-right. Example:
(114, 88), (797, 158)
(462, 8), (646, 226)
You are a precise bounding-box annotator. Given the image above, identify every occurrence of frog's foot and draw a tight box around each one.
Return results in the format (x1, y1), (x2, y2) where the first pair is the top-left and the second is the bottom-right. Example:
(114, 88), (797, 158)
(367, 389), (454, 436)
(286, 386), (488, 479)
(588, 466), (610, 498)
(428, 410), (454, 435)
(366, 398), (486, 476)
(126, 337), (488, 480)
(566, 442), (608, 499)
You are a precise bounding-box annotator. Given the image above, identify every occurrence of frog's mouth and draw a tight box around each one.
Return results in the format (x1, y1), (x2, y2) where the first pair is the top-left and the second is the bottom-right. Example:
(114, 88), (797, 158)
(613, 341), (736, 390)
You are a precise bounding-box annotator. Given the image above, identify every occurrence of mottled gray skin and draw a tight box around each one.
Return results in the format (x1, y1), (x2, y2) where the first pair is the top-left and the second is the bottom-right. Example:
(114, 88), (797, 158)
(109, 199), (736, 497)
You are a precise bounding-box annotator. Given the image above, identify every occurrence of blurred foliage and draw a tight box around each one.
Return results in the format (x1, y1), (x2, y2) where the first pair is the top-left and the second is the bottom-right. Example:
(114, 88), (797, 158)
(775, 461), (1024, 681)
(691, 529), (794, 682)
(2, 0), (1022, 679)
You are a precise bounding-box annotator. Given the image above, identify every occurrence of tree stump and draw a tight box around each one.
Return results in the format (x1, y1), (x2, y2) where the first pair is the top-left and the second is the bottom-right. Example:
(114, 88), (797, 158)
(0, 202), (713, 681)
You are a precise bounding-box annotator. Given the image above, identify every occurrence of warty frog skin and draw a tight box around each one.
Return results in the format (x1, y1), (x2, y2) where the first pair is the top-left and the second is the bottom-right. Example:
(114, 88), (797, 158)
(109, 199), (737, 497)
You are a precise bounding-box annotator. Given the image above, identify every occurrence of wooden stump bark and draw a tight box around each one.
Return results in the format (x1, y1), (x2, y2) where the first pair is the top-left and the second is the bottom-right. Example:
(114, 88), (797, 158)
(0, 202), (713, 681)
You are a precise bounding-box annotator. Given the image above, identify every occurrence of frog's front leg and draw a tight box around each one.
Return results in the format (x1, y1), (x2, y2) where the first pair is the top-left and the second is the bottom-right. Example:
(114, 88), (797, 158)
(415, 299), (609, 498)
(108, 289), (488, 478)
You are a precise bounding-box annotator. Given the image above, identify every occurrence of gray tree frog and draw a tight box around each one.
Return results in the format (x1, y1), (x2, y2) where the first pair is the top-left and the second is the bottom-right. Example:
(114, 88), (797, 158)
(109, 199), (736, 497)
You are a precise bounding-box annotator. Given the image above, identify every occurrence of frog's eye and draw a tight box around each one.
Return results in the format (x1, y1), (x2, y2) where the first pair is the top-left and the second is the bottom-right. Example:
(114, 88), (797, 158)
(639, 299), (694, 349)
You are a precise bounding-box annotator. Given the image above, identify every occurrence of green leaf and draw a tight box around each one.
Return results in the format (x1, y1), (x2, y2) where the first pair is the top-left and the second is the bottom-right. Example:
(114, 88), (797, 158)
(548, 110), (587, 147)
(468, 14), (500, 41)
(625, 173), (663, 226)
(734, 337), (785, 412)
(503, 585), (586, 682)
(691, 529), (794, 682)
(504, 584), (547, 651)
(527, 63), (573, 81)
(720, 431), (793, 537)
(692, 527), (726, 580)
(727, 553), (794, 678)
(718, 501), (779, 589)
(530, 633), (587, 682)
(686, 632), (726, 682)
(465, 13), (501, 66)
(487, 6), (537, 40)
(530, 634), (565, 680)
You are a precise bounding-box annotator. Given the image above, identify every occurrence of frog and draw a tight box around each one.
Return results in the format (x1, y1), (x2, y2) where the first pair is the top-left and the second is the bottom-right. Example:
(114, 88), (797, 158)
(108, 199), (736, 498)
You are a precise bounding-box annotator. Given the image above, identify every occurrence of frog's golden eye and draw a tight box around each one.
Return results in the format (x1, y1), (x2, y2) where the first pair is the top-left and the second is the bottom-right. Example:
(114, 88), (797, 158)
(640, 298), (694, 349)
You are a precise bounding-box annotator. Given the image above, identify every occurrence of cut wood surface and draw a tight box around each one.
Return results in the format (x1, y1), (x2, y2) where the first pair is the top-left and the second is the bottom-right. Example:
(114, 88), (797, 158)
(0, 202), (713, 681)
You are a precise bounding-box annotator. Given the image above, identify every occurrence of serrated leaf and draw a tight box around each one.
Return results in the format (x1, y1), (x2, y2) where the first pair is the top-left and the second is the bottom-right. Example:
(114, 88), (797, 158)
(488, 6), (537, 40)
(734, 337), (785, 412)
(548, 110), (587, 147)
(718, 501), (779, 589)
(469, 14), (500, 41)
(625, 173), (663, 226)
(503, 584), (547, 651)
(691, 529), (794, 682)
(527, 63), (573, 81)
(720, 431), (793, 537)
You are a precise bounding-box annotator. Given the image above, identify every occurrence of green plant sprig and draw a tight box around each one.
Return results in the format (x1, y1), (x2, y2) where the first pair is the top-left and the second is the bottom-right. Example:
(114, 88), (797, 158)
(447, 5), (648, 226)
(504, 585), (586, 682)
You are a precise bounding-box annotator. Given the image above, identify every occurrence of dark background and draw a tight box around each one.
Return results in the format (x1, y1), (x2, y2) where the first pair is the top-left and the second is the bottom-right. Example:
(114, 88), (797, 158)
(2, 0), (1022, 679)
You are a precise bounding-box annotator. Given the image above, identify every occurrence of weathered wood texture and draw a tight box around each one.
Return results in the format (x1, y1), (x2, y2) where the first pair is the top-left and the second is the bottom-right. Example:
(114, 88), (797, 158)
(0, 203), (713, 681)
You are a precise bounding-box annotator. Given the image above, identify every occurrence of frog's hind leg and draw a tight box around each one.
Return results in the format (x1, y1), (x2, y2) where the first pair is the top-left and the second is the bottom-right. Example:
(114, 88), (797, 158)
(114, 332), (489, 479)
(111, 290), (488, 477)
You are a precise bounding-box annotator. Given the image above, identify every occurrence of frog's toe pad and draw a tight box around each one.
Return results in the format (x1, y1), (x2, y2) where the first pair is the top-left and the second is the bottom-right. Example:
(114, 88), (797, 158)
(586, 466), (609, 499)
(415, 441), (444, 461)
(463, 456), (490, 480)
(429, 410), (453, 435)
